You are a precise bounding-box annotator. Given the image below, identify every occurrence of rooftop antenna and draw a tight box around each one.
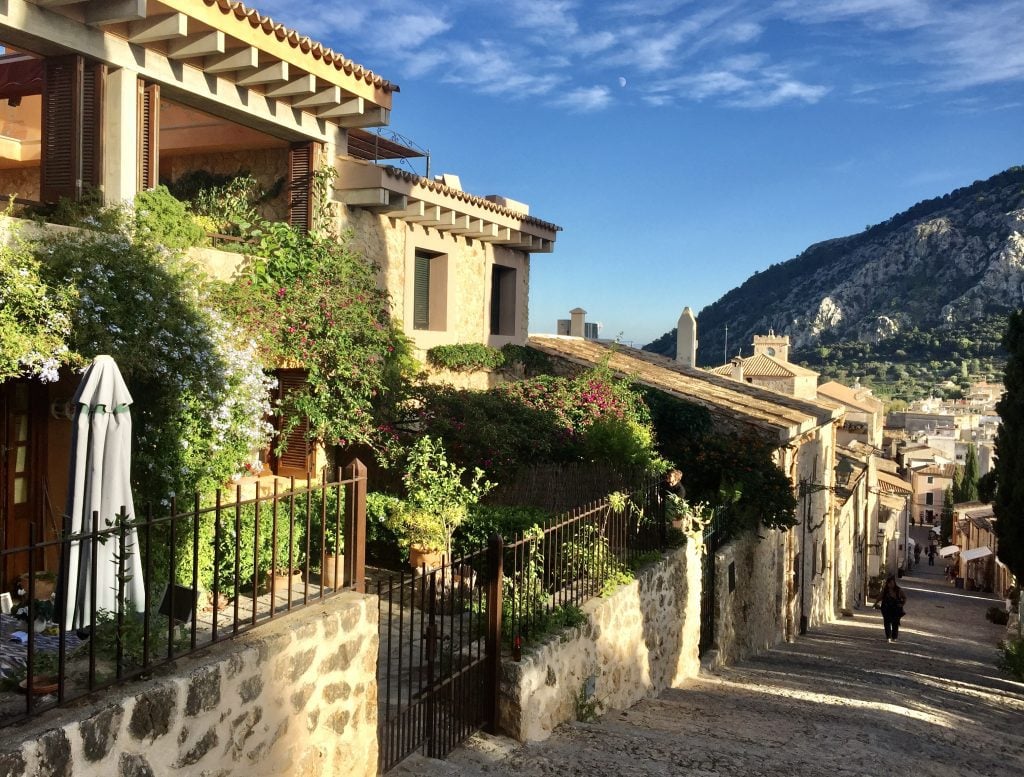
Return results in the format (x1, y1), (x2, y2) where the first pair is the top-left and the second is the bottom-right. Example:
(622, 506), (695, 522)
(723, 325), (728, 366)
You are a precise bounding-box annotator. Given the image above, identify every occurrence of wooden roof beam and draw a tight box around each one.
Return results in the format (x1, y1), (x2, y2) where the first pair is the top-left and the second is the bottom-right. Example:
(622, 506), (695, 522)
(204, 47), (260, 74)
(128, 13), (188, 45)
(167, 31), (225, 60)
(319, 96), (362, 119)
(266, 74), (316, 99)
(86, 0), (146, 26)
(293, 86), (343, 109)
(336, 106), (389, 128)
(236, 61), (288, 86)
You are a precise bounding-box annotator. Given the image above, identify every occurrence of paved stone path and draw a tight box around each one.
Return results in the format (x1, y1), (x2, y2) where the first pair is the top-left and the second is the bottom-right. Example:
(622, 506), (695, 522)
(397, 524), (1024, 776)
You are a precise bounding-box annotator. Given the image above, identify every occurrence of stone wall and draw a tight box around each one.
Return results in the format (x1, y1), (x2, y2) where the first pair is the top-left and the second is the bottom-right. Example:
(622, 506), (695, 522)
(0, 166), (40, 202)
(160, 149), (290, 222)
(338, 206), (531, 365)
(498, 542), (702, 742)
(0, 593), (379, 777)
(709, 529), (790, 667)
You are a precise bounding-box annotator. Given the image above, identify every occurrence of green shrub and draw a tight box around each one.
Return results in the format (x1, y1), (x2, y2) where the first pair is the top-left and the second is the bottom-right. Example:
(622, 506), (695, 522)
(134, 186), (207, 249)
(997, 638), (1024, 680)
(453, 504), (553, 556)
(427, 343), (505, 372)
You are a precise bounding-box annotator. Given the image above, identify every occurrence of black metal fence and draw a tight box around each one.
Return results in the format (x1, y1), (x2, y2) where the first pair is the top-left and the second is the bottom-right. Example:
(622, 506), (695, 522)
(501, 479), (663, 650)
(0, 461), (367, 726)
(374, 480), (664, 772)
(374, 541), (501, 773)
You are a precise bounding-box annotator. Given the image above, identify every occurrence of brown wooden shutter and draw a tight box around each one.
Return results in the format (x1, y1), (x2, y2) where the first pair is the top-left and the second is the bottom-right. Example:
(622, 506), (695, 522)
(273, 369), (314, 479)
(40, 55), (104, 203)
(80, 61), (105, 192)
(287, 141), (316, 233)
(137, 81), (160, 191)
(40, 56), (80, 203)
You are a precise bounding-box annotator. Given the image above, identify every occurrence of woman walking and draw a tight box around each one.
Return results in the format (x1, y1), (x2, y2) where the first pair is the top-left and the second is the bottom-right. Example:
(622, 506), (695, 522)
(874, 575), (907, 643)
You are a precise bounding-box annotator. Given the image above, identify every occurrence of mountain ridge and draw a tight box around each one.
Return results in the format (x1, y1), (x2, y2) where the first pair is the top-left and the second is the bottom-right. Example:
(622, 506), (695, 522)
(645, 166), (1024, 384)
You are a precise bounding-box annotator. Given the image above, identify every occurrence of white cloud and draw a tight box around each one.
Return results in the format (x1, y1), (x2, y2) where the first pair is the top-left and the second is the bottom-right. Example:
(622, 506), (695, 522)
(433, 41), (564, 97)
(385, 13), (453, 50)
(646, 59), (828, 108)
(555, 85), (613, 112)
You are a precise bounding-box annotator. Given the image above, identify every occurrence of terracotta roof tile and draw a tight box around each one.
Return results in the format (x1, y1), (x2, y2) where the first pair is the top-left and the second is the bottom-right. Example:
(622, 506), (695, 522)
(527, 335), (839, 441)
(709, 353), (818, 379)
(381, 166), (562, 232)
(202, 0), (398, 93)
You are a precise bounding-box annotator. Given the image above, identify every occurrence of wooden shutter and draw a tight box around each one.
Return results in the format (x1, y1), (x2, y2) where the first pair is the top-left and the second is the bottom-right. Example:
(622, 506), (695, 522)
(40, 55), (104, 203)
(274, 369), (314, 479)
(40, 56), (80, 203)
(80, 61), (105, 192)
(137, 81), (160, 191)
(413, 253), (431, 330)
(288, 142), (316, 233)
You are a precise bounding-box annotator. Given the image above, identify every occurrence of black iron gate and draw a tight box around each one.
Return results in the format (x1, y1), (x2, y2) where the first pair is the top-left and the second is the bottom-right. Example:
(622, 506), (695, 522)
(375, 538), (502, 773)
(699, 515), (723, 656)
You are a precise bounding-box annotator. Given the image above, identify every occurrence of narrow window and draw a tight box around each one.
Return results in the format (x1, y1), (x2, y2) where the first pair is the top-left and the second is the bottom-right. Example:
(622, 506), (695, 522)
(413, 252), (432, 330)
(490, 265), (517, 336)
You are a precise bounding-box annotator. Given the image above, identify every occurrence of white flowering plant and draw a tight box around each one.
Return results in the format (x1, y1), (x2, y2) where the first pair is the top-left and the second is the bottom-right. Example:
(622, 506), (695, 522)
(0, 217), (75, 382)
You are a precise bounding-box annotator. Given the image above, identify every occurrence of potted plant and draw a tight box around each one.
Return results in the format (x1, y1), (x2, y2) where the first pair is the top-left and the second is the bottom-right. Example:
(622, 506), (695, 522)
(20, 649), (60, 696)
(387, 436), (494, 572)
(302, 488), (345, 589)
(14, 595), (56, 634)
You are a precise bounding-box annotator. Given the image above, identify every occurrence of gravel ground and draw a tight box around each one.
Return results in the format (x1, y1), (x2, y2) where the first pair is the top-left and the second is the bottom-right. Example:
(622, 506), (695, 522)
(395, 536), (1024, 777)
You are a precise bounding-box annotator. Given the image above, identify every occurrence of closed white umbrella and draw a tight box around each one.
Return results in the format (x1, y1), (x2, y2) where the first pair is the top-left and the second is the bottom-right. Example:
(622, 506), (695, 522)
(938, 544), (960, 558)
(62, 356), (145, 630)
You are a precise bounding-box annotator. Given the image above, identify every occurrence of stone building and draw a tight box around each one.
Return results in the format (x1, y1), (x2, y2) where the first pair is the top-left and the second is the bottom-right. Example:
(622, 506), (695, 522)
(526, 334), (846, 651)
(708, 332), (819, 400)
(817, 380), (885, 449)
(0, 0), (559, 572)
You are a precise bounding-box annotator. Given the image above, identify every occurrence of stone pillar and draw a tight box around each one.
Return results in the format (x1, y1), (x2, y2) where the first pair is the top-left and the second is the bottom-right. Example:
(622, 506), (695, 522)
(569, 307), (586, 338)
(102, 67), (139, 206)
(676, 306), (697, 367)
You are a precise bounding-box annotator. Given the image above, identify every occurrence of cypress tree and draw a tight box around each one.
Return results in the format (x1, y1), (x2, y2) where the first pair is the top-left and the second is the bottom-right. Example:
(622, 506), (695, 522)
(994, 311), (1024, 580)
(961, 444), (980, 502)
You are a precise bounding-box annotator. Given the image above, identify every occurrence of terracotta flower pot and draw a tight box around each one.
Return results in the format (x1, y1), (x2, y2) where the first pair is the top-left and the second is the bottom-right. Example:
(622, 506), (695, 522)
(408, 545), (443, 573)
(322, 553), (344, 589)
(271, 569), (303, 594)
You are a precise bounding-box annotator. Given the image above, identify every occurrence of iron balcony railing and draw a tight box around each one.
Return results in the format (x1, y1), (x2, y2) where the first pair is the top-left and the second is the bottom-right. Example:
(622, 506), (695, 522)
(0, 461), (367, 727)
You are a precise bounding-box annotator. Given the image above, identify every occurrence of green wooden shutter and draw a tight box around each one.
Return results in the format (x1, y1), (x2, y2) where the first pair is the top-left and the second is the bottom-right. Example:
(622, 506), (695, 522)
(413, 253), (431, 330)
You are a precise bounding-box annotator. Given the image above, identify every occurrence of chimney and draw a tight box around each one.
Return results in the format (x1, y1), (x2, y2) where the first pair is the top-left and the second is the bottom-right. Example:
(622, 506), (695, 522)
(676, 306), (697, 367)
(730, 357), (744, 381)
(569, 307), (586, 338)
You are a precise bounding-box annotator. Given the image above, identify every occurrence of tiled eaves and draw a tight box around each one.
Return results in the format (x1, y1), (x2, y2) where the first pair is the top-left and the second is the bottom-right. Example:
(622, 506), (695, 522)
(381, 166), (562, 232)
(202, 0), (398, 93)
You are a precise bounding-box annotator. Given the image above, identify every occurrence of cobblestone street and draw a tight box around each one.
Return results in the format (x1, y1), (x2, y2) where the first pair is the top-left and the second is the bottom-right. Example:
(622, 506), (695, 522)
(398, 531), (1024, 776)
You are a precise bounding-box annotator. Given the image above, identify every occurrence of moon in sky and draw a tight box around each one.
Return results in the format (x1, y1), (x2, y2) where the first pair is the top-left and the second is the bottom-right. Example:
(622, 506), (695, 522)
(618, 76), (627, 87)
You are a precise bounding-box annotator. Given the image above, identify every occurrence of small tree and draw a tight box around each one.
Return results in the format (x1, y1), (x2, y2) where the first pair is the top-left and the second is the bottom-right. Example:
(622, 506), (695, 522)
(389, 436), (494, 559)
(960, 444), (980, 502)
(994, 311), (1024, 581)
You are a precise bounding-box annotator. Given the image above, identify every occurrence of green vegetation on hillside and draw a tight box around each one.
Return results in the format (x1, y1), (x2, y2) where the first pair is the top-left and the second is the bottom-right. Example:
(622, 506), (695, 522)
(792, 316), (1008, 402)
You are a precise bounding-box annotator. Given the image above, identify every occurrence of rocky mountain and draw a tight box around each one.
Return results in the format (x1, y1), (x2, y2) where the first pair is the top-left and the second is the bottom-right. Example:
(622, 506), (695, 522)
(646, 167), (1024, 373)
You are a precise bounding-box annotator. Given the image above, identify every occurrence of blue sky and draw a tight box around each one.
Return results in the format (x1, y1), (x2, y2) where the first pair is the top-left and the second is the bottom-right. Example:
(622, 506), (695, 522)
(255, 0), (1024, 347)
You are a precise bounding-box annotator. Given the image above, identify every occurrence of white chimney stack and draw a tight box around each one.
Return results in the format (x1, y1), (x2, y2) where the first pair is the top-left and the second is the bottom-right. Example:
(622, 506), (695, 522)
(676, 306), (697, 367)
(730, 357), (744, 382)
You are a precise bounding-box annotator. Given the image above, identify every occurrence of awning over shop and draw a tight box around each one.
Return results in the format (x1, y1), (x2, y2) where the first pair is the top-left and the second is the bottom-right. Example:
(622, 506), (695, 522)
(960, 546), (993, 562)
(938, 545), (960, 557)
